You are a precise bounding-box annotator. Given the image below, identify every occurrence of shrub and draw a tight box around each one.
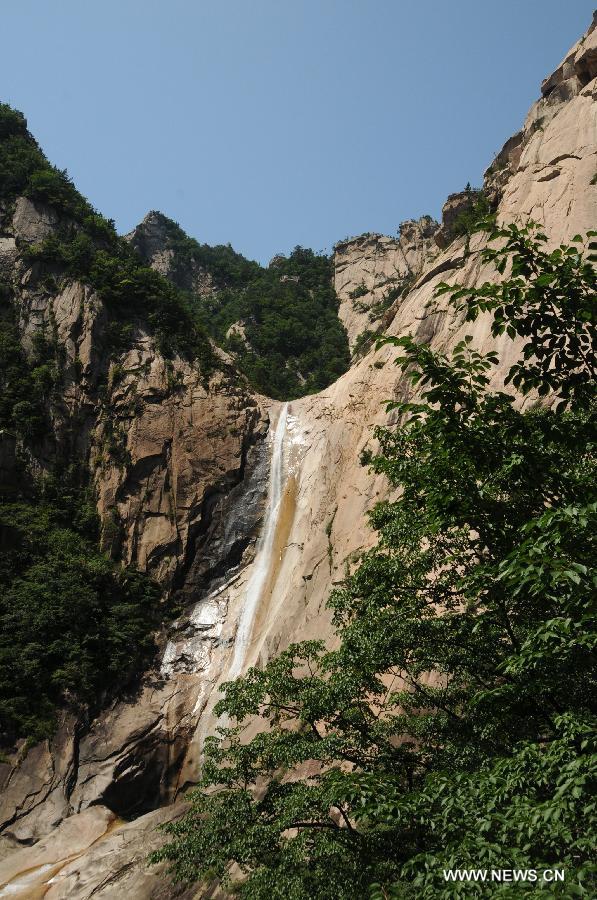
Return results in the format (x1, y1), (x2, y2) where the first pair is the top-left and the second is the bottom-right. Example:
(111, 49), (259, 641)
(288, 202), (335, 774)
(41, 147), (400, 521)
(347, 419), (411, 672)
(352, 328), (377, 359)
(451, 187), (494, 238)
(349, 282), (368, 300)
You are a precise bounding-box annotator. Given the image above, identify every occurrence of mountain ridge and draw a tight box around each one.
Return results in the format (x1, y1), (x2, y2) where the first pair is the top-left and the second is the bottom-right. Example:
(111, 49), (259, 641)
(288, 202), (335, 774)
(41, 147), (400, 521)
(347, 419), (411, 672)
(126, 210), (351, 399)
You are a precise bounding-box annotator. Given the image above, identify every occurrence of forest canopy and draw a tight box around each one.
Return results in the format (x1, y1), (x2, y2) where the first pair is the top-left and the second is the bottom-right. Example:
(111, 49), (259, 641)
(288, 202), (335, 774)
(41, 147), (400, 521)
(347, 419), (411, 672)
(135, 215), (351, 400)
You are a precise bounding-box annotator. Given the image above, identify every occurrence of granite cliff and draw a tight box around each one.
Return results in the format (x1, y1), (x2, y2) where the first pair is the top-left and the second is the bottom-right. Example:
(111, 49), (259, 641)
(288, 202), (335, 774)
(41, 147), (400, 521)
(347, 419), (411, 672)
(0, 12), (595, 898)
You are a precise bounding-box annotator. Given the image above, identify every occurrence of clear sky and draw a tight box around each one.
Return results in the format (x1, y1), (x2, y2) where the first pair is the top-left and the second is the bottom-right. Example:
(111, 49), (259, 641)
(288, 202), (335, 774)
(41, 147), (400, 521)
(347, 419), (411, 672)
(1, 1), (593, 263)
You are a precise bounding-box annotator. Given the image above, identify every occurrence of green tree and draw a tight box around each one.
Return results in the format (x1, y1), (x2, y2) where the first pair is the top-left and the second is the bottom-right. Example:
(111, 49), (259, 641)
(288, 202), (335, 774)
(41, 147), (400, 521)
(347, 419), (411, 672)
(438, 222), (596, 404)
(152, 227), (597, 898)
(0, 500), (164, 743)
(0, 103), (213, 371)
(196, 246), (350, 399)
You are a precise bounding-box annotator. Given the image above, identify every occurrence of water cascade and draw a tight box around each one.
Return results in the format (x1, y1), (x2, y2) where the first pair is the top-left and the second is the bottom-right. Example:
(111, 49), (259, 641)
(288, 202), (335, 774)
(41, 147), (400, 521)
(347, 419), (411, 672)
(228, 403), (289, 678)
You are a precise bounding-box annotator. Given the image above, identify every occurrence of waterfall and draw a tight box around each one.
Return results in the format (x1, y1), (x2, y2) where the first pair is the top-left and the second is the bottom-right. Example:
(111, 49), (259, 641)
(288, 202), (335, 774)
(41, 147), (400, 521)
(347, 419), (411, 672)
(228, 402), (289, 678)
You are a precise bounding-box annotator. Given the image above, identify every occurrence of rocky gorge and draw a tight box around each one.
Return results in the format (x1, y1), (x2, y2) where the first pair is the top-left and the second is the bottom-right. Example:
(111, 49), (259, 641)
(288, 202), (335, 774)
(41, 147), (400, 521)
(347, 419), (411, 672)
(0, 12), (596, 898)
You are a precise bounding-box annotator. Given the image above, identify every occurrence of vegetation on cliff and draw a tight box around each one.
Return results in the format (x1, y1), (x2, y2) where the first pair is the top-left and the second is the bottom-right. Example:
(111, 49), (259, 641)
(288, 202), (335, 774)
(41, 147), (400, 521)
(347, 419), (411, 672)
(205, 246), (350, 399)
(134, 215), (351, 400)
(0, 103), (213, 368)
(450, 184), (493, 239)
(0, 289), (55, 442)
(0, 104), (176, 745)
(145, 213), (261, 290)
(2, 99), (348, 400)
(153, 226), (597, 897)
(0, 493), (162, 743)
(0, 292), (164, 745)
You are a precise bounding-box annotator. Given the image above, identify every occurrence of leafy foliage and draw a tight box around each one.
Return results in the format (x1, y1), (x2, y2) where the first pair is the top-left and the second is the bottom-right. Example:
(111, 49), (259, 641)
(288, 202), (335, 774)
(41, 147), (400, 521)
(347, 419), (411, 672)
(437, 223), (596, 405)
(0, 488), (163, 744)
(358, 713), (596, 897)
(349, 282), (368, 300)
(0, 103), (102, 223)
(450, 186), (494, 239)
(0, 291), (56, 442)
(352, 328), (378, 359)
(136, 216), (350, 400)
(212, 247), (350, 399)
(152, 230), (597, 897)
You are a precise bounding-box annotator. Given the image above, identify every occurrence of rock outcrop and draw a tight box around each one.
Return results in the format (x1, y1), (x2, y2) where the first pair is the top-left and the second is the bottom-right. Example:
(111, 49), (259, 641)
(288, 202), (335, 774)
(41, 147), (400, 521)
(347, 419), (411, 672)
(334, 216), (439, 350)
(0, 13), (595, 898)
(127, 210), (217, 297)
(246, 9), (597, 680)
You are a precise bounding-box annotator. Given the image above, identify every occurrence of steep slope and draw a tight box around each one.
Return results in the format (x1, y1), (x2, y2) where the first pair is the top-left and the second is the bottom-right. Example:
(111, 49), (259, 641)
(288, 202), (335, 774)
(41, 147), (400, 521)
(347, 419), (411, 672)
(128, 212), (351, 399)
(242, 10), (597, 670)
(334, 215), (440, 351)
(0, 13), (595, 898)
(0, 112), (270, 851)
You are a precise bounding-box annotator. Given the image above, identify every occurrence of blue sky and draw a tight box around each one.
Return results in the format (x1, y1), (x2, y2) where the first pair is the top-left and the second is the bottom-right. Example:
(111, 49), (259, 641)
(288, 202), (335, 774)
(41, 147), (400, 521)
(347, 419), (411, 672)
(1, 1), (593, 263)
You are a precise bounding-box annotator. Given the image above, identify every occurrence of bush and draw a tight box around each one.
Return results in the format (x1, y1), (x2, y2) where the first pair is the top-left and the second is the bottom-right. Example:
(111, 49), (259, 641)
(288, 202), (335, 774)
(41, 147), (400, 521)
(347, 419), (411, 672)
(451, 186), (494, 238)
(352, 328), (377, 359)
(349, 282), (368, 300)
(0, 299), (55, 442)
(0, 105), (27, 140)
(25, 167), (83, 216)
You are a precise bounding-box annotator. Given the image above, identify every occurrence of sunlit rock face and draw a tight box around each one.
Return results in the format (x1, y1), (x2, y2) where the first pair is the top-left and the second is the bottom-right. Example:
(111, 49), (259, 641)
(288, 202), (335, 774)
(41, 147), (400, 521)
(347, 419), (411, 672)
(0, 12), (595, 898)
(262, 8), (597, 659)
(334, 217), (440, 351)
(126, 209), (218, 297)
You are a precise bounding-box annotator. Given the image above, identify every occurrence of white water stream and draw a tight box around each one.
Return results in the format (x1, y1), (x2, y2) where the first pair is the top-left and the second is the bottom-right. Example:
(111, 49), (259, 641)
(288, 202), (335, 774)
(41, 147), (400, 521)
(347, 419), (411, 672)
(228, 402), (288, 678)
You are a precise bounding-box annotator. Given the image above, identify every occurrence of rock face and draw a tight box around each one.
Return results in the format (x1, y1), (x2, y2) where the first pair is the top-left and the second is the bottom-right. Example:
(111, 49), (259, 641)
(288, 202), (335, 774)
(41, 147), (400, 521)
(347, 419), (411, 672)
(1, 14), (596, 899)
(484, 10), (597, 226)
(334, 216), (439, 350)
(248, 6), (597, 679)
(126, 210), (217, 297)
(2, 197), (269, 593)
(432, 190), (480, 248)
(0, 197), (271, 850)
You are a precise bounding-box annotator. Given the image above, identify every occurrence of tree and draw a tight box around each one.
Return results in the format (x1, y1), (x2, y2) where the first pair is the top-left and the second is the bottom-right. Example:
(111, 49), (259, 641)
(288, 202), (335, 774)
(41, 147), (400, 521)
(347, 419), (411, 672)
(438, 222), (596, 405)
(0, 500), (164, 743)
(152, 227), (597, 898)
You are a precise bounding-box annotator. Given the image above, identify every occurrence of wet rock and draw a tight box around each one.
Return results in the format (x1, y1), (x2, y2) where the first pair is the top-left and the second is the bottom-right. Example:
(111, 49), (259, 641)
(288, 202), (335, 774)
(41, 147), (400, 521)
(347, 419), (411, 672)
(0, 805), (118, 898)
